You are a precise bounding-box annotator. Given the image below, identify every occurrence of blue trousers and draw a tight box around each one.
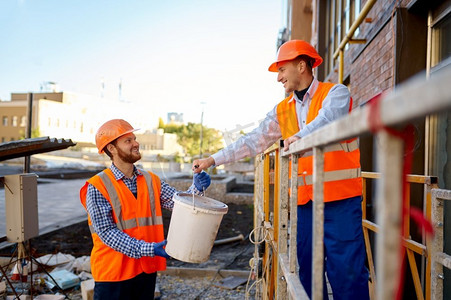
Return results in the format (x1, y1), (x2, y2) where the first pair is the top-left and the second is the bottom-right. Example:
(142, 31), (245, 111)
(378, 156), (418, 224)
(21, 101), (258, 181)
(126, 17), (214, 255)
(94, 272), (157, 300)
(297, 196), (369, 300)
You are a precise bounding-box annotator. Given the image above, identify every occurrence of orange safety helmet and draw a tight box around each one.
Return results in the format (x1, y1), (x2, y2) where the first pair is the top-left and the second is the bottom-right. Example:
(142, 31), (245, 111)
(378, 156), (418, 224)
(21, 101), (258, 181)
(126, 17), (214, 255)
(95, 119), (139, 154)
(268, 40), (323, 72)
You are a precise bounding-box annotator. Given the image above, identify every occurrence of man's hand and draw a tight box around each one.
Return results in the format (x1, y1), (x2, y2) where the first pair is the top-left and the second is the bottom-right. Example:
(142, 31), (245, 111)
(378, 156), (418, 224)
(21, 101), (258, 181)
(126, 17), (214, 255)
(154, 240), (170, 259)
(283, 135), (301, 151)
(192, 157), (215, 173)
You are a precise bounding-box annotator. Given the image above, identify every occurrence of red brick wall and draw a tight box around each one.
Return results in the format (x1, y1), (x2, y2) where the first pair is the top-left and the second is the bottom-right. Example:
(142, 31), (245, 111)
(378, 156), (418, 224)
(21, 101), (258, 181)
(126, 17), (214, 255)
(321, 0), (415, 107)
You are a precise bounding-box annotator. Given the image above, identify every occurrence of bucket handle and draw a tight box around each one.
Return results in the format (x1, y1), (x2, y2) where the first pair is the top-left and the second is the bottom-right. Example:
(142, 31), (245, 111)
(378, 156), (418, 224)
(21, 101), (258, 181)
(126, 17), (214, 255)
(192, 175), (206, 210)
(192, 176), (207, 211)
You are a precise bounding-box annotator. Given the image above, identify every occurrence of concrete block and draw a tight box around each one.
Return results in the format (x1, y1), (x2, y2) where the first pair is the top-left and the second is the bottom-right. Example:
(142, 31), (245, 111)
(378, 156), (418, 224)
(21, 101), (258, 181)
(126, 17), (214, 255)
(81, 279), (95, 300)
(6, 296), (31, 300)
(34, 295), (65, 300)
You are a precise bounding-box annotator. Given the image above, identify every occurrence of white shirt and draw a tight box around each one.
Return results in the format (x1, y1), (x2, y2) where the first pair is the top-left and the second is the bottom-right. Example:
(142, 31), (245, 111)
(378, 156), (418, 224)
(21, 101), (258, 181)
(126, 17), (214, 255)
(212, 78), (351, 166)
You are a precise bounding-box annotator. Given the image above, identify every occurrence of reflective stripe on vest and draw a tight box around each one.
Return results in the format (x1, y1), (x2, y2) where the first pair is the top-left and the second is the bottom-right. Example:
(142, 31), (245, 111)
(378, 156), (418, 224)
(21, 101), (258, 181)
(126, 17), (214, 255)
(91, 171), (163, 232)
(301, 139), (359, 157)
(276, 81), (363, 205)
(298, 167), (361, 186)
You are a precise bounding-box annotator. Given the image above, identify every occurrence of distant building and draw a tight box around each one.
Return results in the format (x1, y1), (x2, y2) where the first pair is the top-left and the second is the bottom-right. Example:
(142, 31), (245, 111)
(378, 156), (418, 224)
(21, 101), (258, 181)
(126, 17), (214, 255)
(137, 128), (184, 156)
(167, 112), (183, 125)
(0, 91), (184, 156)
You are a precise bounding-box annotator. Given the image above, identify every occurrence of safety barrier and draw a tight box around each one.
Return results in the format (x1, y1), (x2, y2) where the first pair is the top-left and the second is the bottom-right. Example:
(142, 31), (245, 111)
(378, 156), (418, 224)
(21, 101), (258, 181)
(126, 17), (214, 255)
(250, 66), (451, 300)
(431, 189), (451, 300)
(362, 172), (438, 300)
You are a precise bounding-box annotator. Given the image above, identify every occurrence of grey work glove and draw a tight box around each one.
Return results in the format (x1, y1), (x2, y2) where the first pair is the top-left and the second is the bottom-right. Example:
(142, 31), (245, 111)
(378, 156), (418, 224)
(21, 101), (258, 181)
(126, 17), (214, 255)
(154, 240), (170, 259)
(193, 171), (211, 191)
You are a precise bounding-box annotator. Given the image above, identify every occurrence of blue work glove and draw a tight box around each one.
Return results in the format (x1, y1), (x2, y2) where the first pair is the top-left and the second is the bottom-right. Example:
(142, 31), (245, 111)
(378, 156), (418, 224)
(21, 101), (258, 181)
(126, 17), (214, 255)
(193, 171), (211, 191)
(154, 240), (170, 259)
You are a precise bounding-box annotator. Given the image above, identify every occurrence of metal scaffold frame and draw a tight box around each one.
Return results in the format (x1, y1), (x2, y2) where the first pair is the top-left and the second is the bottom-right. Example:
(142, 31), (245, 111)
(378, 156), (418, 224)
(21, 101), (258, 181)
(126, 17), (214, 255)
(251, 66), (451, 300)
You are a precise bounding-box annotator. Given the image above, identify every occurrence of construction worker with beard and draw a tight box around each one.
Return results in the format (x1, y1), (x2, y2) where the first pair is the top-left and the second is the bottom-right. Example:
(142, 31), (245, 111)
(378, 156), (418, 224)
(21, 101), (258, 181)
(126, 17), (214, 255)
(192, 40), (369, 299)
(80, 119), (211, 300)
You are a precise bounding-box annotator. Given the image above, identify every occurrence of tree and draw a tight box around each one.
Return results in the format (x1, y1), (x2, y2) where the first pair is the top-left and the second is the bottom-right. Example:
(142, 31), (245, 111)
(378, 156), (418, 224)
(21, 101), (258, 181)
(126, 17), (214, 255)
(158, 117), (165, 129)
(160, 121), (223, 159)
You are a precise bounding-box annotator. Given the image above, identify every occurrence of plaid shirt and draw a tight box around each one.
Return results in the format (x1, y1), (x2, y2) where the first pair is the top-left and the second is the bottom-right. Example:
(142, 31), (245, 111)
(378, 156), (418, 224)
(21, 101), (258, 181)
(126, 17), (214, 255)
(86, 164), (202, 258)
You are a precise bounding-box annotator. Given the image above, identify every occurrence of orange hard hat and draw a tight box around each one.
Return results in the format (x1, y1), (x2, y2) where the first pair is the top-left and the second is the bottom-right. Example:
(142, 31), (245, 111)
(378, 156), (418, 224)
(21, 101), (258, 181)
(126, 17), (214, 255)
(268, 40), (323, 72)
(95, 119), (139, 154)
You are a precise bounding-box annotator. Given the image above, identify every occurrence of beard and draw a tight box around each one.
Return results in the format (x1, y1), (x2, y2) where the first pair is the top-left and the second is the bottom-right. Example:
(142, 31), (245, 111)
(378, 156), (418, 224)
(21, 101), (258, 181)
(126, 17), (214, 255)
(116, 146), (141, 164)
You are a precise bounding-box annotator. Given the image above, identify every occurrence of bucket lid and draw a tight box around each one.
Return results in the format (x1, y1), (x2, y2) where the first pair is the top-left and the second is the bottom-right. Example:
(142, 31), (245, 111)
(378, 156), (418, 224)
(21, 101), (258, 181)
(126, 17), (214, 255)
(173, 193), (228, 214)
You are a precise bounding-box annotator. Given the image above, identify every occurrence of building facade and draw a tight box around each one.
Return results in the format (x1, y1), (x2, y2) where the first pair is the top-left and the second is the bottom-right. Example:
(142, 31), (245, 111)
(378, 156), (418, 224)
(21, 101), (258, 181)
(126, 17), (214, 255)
(279, 0), (450, 298)
(0, 92), (184, 156)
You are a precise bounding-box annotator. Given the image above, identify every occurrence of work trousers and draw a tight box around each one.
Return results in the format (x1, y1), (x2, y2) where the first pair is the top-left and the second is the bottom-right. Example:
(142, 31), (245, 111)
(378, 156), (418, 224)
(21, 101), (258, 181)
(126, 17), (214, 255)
(94, 272), (157, 300)
(297, 196), (369, 300)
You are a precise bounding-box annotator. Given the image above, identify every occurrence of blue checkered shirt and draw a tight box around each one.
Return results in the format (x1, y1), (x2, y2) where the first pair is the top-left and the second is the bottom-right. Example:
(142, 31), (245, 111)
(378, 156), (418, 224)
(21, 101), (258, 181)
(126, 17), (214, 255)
(86, 164), (202, 259)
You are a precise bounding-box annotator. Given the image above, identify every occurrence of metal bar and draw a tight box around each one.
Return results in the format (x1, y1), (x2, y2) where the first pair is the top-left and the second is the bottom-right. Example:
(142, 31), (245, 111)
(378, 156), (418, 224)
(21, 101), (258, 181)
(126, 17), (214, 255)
(263, 153), (272, 299)
(363, 219), (427, 255)
(24, 92), (33, 173)
(406, 248), (425, 300)
(404, 184), (411, 238)
(271, 149), (281, 299)
(362, 172), (432, 183)
(312, 146), (325, 300)
(375, 131), (404, 300)
(349, 39), (367, 44)
(363, 227), (377, 299)
(339, 49), (344, 84)
(333, 0), (377, 59)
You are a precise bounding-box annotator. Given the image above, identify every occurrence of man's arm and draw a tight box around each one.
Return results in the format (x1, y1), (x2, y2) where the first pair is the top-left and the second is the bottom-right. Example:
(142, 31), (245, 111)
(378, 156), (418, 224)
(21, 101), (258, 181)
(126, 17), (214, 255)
(297, 84), (351, 138)
(192, 107), (283, 172)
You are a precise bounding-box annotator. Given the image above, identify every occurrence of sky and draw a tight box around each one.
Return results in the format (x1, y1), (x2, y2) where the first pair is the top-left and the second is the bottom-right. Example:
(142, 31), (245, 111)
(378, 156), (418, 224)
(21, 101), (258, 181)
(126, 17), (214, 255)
(0, 0), (284, 134)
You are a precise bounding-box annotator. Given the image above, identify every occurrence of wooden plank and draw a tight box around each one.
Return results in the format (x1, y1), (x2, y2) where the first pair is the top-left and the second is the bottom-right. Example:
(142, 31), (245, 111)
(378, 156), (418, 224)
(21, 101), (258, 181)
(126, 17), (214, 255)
(431, 189), (446, 300)
(276, 152), (289, 299)
(436, 252), (451, 270)
(375, 131), (403, 300)
(279, 253), (309, 299)
(312, 147), (325, 300)
(290, 154), (299, 273)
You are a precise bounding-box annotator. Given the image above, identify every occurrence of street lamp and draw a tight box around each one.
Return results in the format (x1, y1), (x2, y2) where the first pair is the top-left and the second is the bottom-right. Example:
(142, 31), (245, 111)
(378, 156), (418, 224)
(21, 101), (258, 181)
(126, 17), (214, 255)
(199, 102), (206, 158)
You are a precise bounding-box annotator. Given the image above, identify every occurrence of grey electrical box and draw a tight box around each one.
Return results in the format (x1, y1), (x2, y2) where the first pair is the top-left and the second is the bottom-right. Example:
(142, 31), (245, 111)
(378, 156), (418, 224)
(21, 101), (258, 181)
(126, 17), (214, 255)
(4, 173), (39, 242)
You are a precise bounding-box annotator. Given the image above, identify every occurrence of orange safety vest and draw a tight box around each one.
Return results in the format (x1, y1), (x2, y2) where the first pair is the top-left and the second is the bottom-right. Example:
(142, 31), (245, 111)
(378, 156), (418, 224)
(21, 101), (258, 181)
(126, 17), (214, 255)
(276, 82), (362, 205)
(80, 168), (166, 282)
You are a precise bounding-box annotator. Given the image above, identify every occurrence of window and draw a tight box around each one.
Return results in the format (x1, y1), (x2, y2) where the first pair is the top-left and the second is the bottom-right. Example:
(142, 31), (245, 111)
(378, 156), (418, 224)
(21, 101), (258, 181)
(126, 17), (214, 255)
(325, 0), (361, 75)
(431, 12), (451, 70)
(12, 116), (18, 127)
(2, 116), (8, 126)
(20, 116), (26, 127)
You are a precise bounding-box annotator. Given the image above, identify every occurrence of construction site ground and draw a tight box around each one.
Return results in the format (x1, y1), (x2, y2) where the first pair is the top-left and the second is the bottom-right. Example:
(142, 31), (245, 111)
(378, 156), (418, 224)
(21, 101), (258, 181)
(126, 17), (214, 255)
(0, 167), (256, 299)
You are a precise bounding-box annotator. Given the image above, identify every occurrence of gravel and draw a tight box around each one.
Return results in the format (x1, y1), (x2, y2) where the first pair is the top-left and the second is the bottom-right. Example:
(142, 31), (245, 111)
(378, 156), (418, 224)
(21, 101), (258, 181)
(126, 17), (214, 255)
(157, 273), (256, 300)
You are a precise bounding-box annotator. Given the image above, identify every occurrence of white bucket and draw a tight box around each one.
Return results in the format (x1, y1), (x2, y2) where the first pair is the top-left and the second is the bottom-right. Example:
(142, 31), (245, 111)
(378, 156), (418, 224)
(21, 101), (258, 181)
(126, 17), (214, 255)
(165, 193), (228, 263)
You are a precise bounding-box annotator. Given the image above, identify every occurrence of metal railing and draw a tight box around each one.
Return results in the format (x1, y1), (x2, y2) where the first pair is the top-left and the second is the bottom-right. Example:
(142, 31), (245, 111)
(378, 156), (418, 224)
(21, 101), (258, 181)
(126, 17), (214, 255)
(251, 66), (451, 299)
